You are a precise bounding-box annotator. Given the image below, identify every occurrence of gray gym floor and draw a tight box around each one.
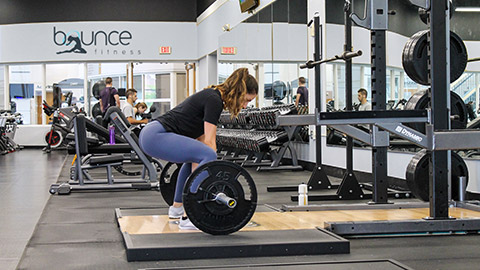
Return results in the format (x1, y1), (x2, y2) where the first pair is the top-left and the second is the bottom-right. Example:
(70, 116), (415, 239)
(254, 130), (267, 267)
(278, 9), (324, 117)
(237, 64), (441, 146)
(0, 149), (66, 270)
(2, 149), (480, 269)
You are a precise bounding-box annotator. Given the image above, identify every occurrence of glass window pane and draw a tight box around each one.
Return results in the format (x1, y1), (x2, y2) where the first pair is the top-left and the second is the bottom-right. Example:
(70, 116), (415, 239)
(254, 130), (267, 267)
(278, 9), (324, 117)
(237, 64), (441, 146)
(148, 101), (170, 118)
(133, 75), (143, 100)
(156, 74), (171, 98)
(10, 64), (43, 125)
(46, 63), (85, 115)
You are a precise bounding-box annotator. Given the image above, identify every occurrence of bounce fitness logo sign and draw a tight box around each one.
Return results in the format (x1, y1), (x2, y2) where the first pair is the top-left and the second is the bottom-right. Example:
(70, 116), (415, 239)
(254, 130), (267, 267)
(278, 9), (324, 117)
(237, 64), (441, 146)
(53, 27), (141, 56)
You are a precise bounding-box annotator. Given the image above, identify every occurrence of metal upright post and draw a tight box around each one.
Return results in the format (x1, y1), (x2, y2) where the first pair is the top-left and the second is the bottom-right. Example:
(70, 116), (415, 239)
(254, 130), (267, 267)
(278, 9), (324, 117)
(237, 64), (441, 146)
(345, 1), (354, 175)
(428, 0), (450, 219)
(307, 14), (333, 190)
(370, 29), (389, 204)
(337, 0), (363, 198)
(351, 0), (390, 204)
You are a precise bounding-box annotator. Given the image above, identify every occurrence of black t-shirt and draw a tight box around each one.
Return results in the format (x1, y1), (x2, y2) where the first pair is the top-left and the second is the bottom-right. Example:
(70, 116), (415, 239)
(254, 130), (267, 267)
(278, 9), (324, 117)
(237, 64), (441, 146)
(297, 86), (308, 106)
(156, 88), (223, 139)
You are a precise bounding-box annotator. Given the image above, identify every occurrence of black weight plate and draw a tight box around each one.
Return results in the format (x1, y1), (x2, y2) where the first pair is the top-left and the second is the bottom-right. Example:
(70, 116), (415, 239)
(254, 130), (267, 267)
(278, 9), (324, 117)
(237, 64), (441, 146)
(91, 102), (102, 118)
(406, 150), (469, 202)
(403, 31), (426, 84)
(159, 162), (181, 206)
(92, 81), (106, 99)
(418, 1), (454, 25)
(404, 89), (467, 133)
(183, 160), (257, 235)
(402, 30), (467, 86)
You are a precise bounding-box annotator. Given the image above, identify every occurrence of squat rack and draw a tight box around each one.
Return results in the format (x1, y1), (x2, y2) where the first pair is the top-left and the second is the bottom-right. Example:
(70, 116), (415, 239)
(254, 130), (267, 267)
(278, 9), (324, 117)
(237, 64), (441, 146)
(278, 0), (480, 235)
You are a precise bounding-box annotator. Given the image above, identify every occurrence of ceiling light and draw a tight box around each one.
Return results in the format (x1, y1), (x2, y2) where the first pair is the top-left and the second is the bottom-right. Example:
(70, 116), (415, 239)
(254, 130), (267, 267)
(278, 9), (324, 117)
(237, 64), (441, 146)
(455, 7), (480, 12)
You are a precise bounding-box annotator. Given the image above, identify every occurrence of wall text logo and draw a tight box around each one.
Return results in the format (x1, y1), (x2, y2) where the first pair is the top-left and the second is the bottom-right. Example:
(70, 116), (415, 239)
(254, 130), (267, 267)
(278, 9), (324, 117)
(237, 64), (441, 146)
(53, 27), (134, 55)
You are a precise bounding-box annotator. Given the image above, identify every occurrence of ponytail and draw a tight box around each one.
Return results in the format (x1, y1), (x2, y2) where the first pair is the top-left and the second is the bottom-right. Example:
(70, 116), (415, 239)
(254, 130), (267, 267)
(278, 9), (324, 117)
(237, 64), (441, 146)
(214, 68), (258, 116)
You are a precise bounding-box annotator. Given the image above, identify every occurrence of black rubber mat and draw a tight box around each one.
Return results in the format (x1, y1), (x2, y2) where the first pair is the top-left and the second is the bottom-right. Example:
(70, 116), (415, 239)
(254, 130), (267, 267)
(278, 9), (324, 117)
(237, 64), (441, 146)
(38, 206), (119, 224)
(29, 222), (121, 244)
(139, 259), (413, 270)
(122, 229), (349, 261)
(47, 191), (163, 209)
(16, 153), (480, 270)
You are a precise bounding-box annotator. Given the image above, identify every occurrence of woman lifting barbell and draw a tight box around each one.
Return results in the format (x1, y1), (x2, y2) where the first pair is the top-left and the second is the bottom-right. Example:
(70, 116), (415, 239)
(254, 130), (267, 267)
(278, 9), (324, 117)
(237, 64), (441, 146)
(139, 68), (258, 230)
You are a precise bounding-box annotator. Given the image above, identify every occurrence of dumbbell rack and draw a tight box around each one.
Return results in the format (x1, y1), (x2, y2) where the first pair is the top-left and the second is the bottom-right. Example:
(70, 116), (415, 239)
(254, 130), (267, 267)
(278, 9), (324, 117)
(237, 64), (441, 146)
(217, 104), (304, 171)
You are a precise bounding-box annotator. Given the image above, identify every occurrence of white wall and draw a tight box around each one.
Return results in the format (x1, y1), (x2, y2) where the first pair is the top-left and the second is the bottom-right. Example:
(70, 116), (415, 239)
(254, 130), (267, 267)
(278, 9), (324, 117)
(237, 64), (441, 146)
(196, 0), (277, 58)
(0, 22), (197, 63)
(218, 23), (272, 62)
(325, 24), (410, 69)
(218, 23), (308, 63)
(198, 56), (208, 91)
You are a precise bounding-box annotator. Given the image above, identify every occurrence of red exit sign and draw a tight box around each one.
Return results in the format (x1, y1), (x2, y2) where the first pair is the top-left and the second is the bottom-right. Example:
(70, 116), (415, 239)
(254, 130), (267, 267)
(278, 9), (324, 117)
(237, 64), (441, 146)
(221, 47), (237, 55)
(159, 46), (171, 54)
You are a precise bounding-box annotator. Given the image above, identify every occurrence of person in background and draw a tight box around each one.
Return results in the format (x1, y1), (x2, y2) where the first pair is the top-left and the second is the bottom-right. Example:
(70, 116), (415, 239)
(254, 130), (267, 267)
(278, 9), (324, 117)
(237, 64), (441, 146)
(99, 77), (120, 114)
(357, 88), (371, 111)
(122, 89), (148, 126)
(295, 77), (309, 106)
(466, 101), (476, 121)
(135, 102), (148, 119)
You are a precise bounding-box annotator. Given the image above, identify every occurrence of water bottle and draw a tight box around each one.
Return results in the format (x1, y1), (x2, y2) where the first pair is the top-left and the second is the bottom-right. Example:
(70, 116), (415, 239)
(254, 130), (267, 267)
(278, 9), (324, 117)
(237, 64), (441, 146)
(109, 125), (115, 145)
(298, 183), (308, 206)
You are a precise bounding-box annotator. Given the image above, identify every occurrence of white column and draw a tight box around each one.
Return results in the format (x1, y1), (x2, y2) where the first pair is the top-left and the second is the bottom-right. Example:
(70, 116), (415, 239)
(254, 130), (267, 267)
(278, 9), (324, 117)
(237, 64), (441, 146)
(333, 64), (339, 110)
(390, 69), (395, 101)
(399, 71), (405, 100)
(476, 73), (480, 113)
(41, 64), (47, 124)
(4, 65), (9, 110)
(170, 72), (177, 108)
(360, 65), (365, 88)
(83, 63), (88, 116)
(257, 63), (265, 108)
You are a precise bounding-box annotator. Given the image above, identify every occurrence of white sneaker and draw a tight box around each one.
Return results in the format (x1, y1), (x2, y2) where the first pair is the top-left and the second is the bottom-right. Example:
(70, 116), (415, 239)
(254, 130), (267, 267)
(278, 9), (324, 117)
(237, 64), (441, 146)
(168, 206), (184, 219)
(179, 217), (199, 230)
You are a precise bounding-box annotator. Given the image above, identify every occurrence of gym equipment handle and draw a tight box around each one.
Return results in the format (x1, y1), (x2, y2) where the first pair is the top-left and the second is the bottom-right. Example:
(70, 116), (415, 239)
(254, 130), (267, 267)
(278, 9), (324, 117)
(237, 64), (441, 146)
(336, 50), (363, 61)
(300, 50), (363, 69)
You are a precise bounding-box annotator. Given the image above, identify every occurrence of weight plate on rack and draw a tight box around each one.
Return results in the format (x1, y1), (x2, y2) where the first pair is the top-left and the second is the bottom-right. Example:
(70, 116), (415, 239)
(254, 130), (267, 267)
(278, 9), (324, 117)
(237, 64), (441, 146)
(406, 149), (469, 202)
(183, 160), (257, 235)
(159, 162), (181, 206)
(402, 30), (467, 86)
(404, 89), (467, 133)
(92, 81), (106, 99)
(418, 1), (454, 25)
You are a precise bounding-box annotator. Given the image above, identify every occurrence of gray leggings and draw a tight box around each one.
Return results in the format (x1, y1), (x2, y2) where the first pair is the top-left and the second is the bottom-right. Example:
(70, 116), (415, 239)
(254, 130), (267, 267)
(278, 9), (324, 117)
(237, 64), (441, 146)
(139, 121), (217, 203)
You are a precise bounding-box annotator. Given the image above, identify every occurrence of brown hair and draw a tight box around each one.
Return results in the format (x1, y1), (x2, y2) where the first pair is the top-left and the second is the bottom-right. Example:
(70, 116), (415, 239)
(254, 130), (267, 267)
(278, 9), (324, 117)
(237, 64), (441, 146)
(358, 88), (367, 97)
(126, 88), (137, 99)
(135, 102), (147, 110)
(105, 77), (113, 85)
(213, 68), (258, 116)
(299, 77), (306, 84)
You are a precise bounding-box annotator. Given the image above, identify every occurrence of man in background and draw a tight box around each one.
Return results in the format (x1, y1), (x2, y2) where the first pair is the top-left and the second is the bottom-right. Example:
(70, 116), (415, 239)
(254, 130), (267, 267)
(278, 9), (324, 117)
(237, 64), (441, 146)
(99, 77), (120, 114)
(295, 77), (309, 106)
(122, 89), (148, 126)
(357, 88), (371, 111)
(466, 101), (477, 121)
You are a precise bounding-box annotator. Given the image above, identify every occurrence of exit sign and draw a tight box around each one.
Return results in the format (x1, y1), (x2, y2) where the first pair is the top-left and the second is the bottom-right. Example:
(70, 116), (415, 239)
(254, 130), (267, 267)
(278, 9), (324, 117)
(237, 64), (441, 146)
(221, 47), (237, 55)
(159, 46), (171, 54)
